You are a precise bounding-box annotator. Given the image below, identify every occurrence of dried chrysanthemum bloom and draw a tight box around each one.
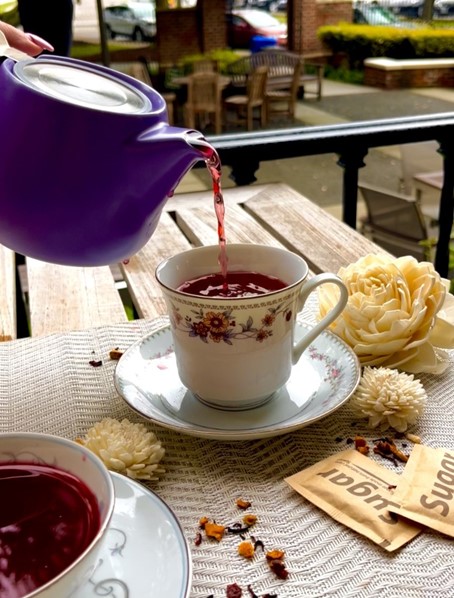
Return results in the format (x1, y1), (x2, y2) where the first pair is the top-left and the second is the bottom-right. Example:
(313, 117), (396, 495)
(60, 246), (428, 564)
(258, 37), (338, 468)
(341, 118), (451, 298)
(77, 418), (165, 481)
(351, 366), (427, 432)
(318, 254), (454, 374)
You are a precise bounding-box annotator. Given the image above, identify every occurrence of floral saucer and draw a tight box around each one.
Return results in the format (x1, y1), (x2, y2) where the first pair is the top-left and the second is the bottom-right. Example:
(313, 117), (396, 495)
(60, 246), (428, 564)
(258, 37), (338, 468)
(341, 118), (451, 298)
(114, 321), (361, 441)
(75, 472), (191, 597)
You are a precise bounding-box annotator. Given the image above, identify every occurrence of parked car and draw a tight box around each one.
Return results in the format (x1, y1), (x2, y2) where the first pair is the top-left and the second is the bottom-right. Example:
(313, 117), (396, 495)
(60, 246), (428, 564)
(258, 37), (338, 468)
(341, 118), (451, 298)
(353, 3), (423, 26)
(103, 2), (156, 41)
(226, 8), (287, 49)
(434, 0), (454, 15)
(380, 0), (423, 18)
(269, 0), (287, 12)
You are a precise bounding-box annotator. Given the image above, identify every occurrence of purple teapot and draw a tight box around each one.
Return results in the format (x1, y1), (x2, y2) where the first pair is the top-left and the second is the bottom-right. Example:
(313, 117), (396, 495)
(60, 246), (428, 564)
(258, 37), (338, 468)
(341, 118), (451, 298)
(0, 54), (211, 266)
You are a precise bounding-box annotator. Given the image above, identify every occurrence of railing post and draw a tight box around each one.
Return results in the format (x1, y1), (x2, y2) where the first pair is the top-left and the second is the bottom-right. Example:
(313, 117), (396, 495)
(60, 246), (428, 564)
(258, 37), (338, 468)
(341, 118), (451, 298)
(434, 139), (454, 278)
(229, 155), (260, 186)
(337, 148), (368, 229)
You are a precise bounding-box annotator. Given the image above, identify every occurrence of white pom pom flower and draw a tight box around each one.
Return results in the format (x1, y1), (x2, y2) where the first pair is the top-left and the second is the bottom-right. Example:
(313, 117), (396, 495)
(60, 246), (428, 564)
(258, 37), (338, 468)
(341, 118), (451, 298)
(77, 418), (165, 481)
(351, 367), (427, 432)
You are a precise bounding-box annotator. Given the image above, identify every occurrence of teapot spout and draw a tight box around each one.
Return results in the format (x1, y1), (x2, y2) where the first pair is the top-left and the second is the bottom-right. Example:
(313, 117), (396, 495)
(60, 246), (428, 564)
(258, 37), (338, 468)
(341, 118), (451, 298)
(137, 124), (218, 197)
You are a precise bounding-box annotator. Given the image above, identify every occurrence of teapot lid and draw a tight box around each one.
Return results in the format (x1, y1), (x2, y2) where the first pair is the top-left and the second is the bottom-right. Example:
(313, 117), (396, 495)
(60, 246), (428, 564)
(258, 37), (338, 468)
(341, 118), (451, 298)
(14, 58), (152, 114)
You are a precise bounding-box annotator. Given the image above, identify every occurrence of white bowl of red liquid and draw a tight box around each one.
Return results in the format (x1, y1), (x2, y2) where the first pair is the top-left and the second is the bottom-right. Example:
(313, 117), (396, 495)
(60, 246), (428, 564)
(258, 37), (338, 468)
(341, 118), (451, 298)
(0, 432), (115, 598)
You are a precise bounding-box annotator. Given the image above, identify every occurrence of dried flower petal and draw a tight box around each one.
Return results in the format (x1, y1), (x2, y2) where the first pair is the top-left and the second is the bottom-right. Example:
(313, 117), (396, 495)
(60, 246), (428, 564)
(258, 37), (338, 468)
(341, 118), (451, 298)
(205, 521), (226, 541)
(238, 540), (255, 558)
(268, 559), (289, 580)
(109, 348), (123, 360)
(405, 432), (421, 444)
(236, 498), (252, 510)
(227, 583), (243, 598)
(242, 514), (257, 527)
(351, 367), (427, 432)
(76, 418), (165, 481)
(266, 549), (285, 561)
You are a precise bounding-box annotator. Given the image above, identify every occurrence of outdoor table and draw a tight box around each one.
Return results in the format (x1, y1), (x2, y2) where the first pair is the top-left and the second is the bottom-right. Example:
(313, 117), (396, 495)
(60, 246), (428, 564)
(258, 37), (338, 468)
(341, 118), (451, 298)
(1, 183), (453, 597)
(171, 74), (232, 89)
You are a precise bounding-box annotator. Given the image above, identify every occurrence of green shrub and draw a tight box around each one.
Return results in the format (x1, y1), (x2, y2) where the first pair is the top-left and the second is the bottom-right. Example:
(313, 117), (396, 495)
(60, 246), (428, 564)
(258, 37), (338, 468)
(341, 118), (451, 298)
(323, 64), (365, 84)
(318, 23), (454, 69)
(0, 1), (19, 26)
(178, 49), (243, 74)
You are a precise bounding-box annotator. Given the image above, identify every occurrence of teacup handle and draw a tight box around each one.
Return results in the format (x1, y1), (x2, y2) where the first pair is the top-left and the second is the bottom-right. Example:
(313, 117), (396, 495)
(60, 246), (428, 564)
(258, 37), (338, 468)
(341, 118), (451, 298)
(292, 273), (348, 365)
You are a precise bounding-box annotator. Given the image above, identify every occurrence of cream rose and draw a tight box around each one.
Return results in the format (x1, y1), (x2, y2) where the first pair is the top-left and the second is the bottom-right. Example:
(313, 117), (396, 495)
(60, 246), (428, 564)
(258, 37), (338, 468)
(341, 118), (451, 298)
(318, 254), (454, 374)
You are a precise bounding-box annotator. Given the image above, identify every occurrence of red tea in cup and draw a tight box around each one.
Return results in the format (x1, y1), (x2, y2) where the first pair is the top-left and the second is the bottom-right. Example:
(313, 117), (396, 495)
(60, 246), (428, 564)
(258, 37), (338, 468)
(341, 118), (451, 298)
(0, 462), (101, 597)
(177, 270), (287, 298)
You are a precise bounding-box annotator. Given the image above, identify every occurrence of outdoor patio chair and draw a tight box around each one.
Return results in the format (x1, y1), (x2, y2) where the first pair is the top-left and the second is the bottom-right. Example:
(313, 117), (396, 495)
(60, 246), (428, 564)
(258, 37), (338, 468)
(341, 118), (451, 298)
(224, 66), (269, 131)
(191, 59), (219, 74)
(358, 182), (432, 261)
(399, 140), (441, 196)
(114, 60), (176, 125)
(183, 71), (223, 134)
(265, 61), (302, 123)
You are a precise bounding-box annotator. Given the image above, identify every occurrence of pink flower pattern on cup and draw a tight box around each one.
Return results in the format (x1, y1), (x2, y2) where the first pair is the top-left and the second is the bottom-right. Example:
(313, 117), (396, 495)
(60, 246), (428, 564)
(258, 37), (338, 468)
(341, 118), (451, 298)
(308, 346), (343, 389)
(169, 301), (292, 345)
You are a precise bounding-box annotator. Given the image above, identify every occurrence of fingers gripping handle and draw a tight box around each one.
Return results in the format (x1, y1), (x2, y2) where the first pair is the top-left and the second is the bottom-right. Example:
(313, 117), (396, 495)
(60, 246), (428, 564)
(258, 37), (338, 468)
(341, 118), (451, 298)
(292, 273), (348, 365)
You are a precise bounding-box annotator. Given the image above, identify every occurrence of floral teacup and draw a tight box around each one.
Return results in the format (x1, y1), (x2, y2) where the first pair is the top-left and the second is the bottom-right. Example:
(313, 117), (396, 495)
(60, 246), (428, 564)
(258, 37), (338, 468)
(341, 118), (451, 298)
(156, 244), (348, 410)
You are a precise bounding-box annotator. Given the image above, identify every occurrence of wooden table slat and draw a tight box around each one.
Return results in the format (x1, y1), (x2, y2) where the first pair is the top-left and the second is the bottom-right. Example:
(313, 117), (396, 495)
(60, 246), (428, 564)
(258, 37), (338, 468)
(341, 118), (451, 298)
(26, 258), (127, 337)
(244, 183), (388, 273)
(175, 202), (285, 247)
(0, 245), (16, 341)
(8, 183), (395, 339)
(121, 212), (193, 320)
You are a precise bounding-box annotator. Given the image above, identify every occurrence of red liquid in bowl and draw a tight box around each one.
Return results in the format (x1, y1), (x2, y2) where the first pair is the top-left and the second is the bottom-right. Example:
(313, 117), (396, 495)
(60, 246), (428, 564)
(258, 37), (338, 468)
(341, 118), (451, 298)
(177, 270), (287, 298)
(0, 462), (101, 598)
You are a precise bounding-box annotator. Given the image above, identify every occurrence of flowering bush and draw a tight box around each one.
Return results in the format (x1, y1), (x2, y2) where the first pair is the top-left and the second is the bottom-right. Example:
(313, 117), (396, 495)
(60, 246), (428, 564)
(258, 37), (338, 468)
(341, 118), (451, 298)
(318, 254), (454, 374)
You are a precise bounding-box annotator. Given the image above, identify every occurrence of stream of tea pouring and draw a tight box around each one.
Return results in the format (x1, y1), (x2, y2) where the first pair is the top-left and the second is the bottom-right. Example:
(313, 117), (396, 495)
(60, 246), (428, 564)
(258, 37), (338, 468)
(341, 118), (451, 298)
(187, 136), (228, 279)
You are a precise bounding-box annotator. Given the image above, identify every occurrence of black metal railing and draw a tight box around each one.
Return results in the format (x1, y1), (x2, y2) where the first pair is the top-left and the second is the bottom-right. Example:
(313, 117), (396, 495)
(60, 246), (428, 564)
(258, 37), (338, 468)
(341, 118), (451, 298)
(206, 112), (454, 277)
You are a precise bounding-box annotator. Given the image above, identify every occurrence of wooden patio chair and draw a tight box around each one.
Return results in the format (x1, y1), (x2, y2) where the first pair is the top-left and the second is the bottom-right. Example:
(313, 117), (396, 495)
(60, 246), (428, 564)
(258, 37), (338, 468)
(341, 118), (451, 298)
(265, 60), (301, 123)
(117, 60), (176, 125)
(183, 71), (223, 134)
(224, 66), (268, 131)
(358, 182), (432, 261)
(191, 59), (218, 74)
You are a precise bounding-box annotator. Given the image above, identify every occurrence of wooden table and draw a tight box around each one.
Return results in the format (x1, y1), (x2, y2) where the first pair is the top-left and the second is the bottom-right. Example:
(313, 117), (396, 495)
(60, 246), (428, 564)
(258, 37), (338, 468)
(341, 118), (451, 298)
(413, 170), (444, 223)
(1, 183), (453, 597)
(171, 74), (232, 89)
(413, 170), (443, 196)
(0, 183), (384, 342)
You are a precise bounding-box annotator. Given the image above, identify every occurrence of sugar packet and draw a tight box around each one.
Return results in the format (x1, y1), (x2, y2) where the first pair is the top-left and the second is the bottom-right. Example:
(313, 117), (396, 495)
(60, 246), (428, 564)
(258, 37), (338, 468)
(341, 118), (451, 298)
(285, 448), (421, 551)
(388, 444), (454, 537)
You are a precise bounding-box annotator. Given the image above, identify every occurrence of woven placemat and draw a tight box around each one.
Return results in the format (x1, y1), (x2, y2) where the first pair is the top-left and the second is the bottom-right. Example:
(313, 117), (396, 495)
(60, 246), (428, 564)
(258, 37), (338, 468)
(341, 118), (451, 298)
(1, 314), (453, 598)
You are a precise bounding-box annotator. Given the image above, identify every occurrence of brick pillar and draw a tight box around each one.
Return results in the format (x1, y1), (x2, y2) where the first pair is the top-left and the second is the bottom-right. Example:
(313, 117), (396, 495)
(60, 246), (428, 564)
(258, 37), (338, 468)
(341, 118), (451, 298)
(290, 0), (352, 55)
(156, 8), (200, 64)
(199, 0), (227, 53)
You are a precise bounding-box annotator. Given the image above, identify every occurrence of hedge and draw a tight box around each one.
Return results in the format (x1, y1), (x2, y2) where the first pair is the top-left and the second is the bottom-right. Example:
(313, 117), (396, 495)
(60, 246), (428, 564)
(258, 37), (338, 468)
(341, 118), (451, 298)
(318, 23), (454, 69)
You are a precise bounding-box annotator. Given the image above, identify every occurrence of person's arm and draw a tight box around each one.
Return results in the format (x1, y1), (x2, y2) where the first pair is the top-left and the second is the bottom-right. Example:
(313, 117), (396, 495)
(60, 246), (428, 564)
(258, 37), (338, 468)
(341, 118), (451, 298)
(0, 21), (54, 56)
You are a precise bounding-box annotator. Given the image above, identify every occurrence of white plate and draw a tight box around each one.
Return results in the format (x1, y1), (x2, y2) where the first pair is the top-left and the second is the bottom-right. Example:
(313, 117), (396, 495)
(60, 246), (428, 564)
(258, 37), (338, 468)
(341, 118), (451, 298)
(75, 471), (191, 597)
(114, 321), (361, 441)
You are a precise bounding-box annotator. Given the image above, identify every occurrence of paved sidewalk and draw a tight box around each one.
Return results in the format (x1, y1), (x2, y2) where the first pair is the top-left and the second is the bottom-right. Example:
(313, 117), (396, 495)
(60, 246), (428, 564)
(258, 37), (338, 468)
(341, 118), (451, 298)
(176, 80), (452, 226)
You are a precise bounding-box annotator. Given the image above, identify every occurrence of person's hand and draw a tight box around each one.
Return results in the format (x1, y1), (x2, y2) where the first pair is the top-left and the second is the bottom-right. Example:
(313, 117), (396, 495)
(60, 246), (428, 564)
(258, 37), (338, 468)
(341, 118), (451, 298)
(0, 21), (54, 56)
